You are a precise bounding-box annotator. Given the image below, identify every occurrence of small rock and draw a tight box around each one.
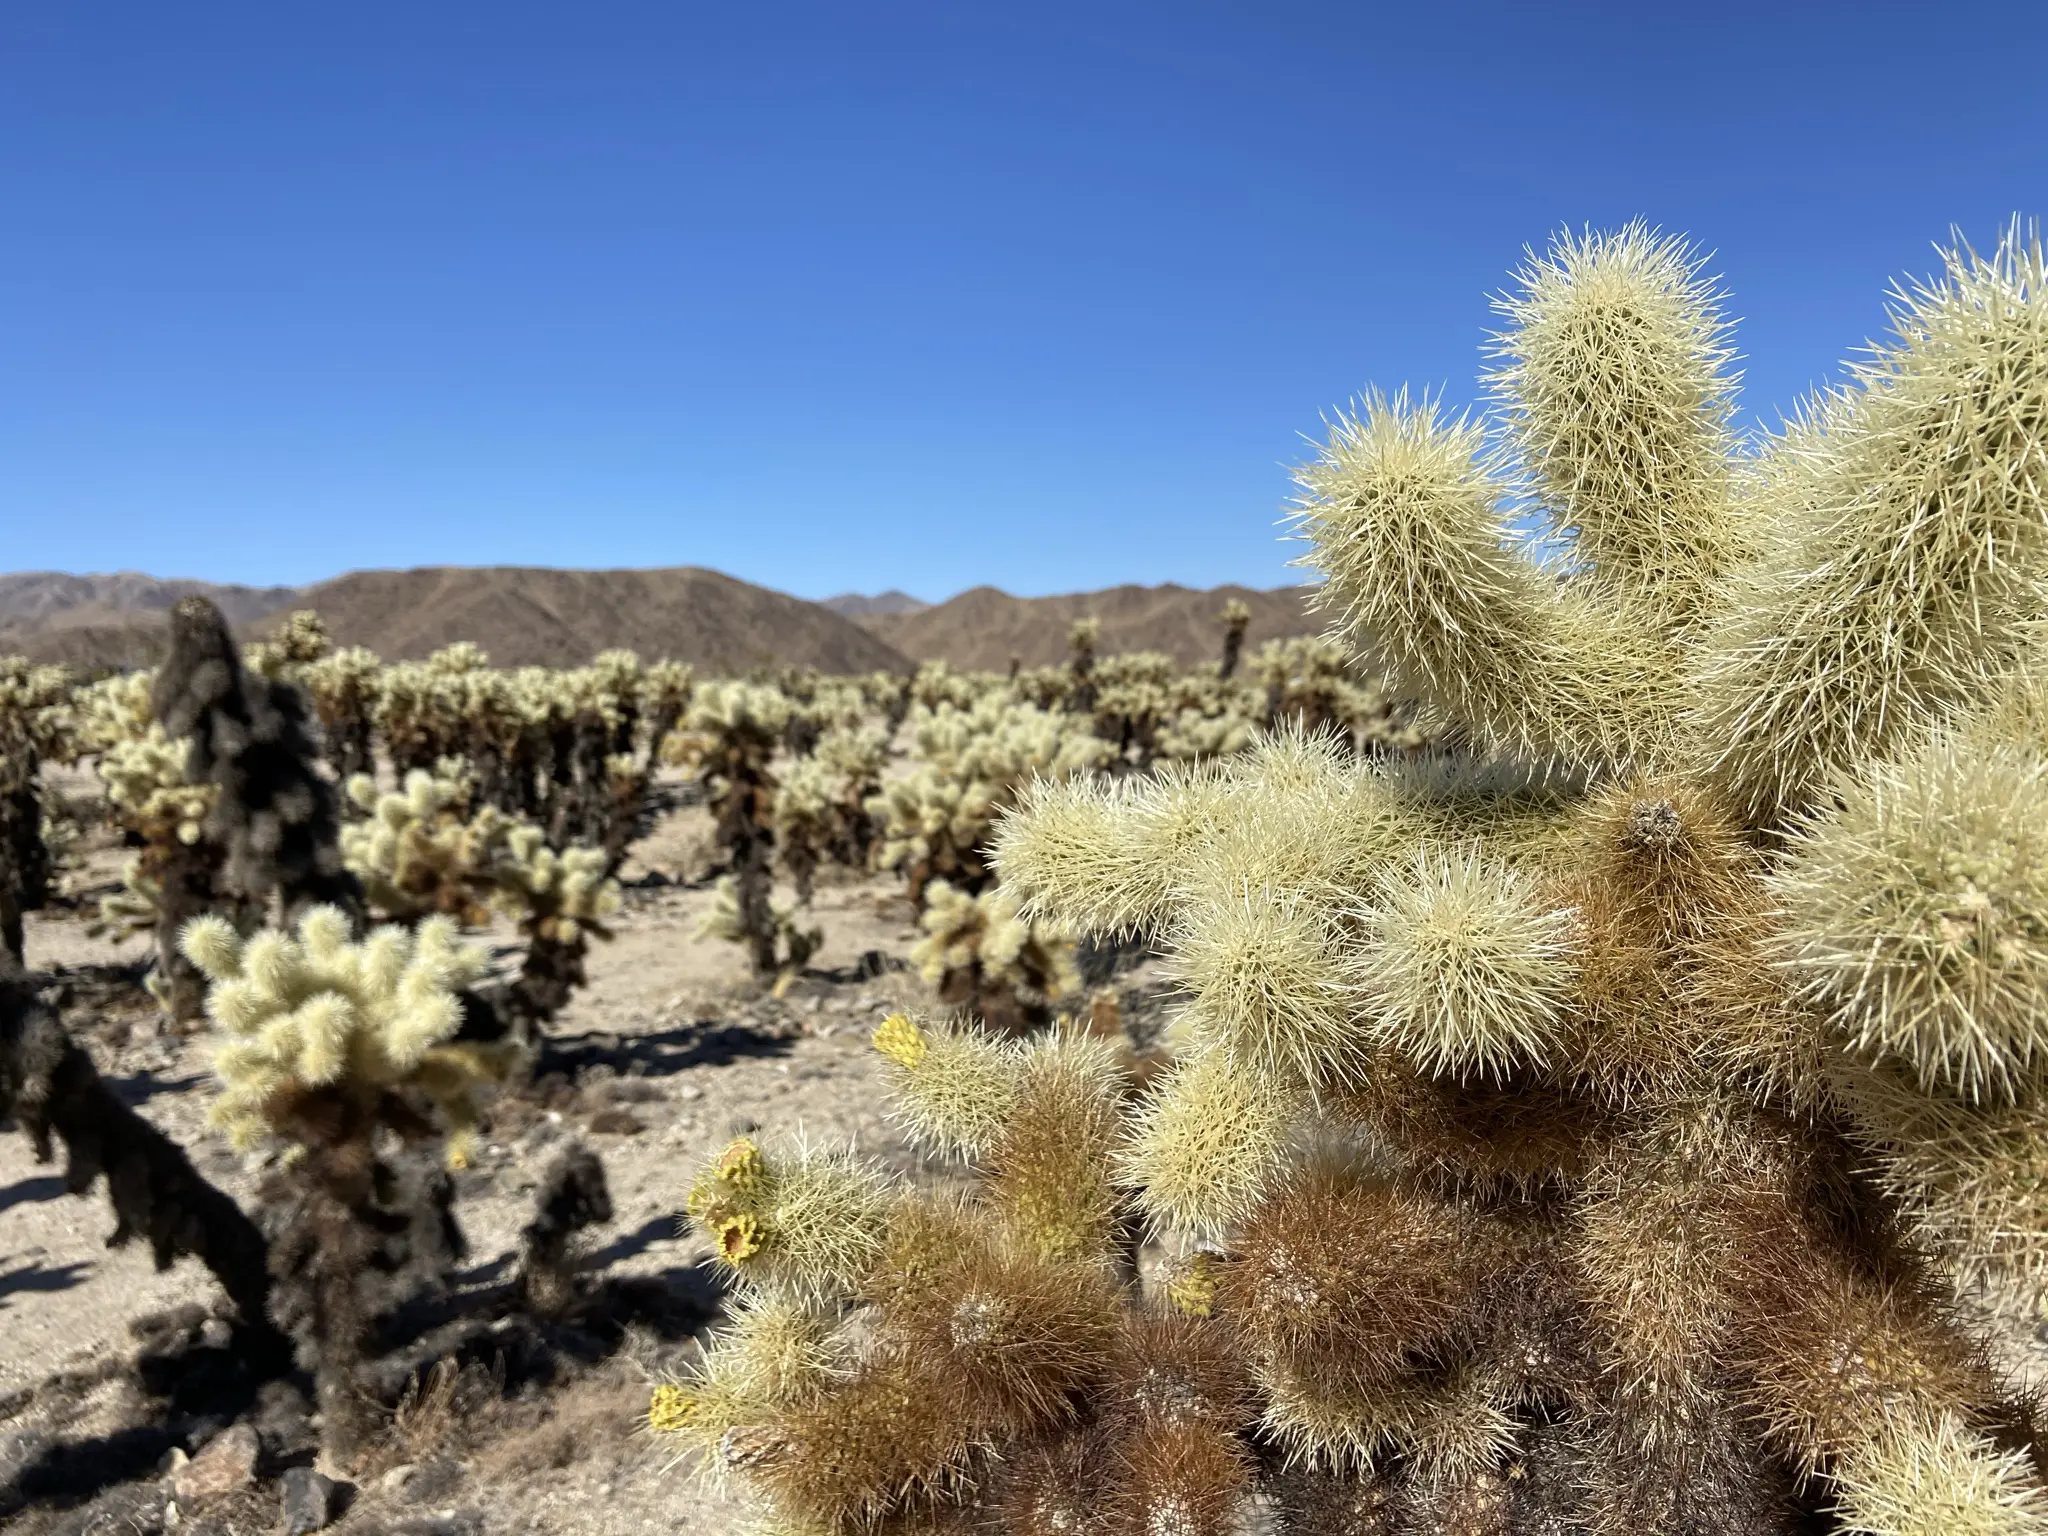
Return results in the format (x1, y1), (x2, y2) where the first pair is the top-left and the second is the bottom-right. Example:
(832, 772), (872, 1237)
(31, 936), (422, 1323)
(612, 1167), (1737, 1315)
(197, 1317), (233, 1351)
(281, 1467), (343, 1534)
(170, 1421), (258, 1503)
(377, 1464), (420, 1495)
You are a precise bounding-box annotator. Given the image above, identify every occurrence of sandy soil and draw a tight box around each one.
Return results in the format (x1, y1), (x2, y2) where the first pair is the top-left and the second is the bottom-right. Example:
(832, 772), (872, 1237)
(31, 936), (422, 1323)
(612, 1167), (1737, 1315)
(0, 784), (1092, 1535)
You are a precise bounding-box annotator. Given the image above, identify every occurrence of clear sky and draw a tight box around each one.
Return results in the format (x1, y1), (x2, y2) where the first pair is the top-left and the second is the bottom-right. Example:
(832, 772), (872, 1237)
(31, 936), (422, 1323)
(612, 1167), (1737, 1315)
(2, 3), (2044, 601)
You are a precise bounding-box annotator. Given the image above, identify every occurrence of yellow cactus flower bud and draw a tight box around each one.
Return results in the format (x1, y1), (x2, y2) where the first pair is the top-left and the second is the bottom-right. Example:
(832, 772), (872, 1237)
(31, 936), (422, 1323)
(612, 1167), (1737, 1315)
(648, 1383), (699, 1435)
(872, 1012), (927, 1069)
(716, 1212), (765, 1265)
(717, 1137), (769, 1193)
(1166, 1252), (1219, 1318)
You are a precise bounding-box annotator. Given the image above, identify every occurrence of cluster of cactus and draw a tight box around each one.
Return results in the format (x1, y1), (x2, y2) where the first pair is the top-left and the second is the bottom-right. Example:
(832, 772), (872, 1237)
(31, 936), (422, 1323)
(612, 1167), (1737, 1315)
(661, 226), (2048, 1534)
(929, 610), (1411, 774)
(77, 669), (230, 1016)
(778, 670), (871, 757)
(138, 600), (509, 1464)
(300, 642), (384, 780)
(1254, 633), (1430, 756)
(368, 644), (667, 859)
(340, 759), (623, 1031)
(774, 725), (890, 901)
(870, 693), (1110, 1031)
(242, 606), (335, 681)
(668, 681), (815, 977)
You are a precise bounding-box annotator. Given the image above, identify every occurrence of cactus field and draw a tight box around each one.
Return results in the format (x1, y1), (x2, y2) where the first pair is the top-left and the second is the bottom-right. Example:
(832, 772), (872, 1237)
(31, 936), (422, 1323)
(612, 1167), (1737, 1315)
(6, 225), (2048, 1536)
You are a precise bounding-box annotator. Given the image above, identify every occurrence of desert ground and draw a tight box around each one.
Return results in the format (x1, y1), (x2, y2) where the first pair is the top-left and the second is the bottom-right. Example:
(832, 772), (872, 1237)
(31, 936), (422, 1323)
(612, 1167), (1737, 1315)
(0, 774), (1167, 1536)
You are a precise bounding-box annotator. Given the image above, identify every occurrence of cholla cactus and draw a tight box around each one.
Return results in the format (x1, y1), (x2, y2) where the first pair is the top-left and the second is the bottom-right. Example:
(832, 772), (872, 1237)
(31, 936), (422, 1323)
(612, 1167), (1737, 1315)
(1154, 706), (1254, 763)
(0, 658), (73, 965)
(871, 695), (1109, 900)
(589, 648), (645, 752)
(860, 668), (912, 731)
(369, 649), (659, 861)
(784, 677), (868, 759)
(773, 724), (889, 900)
(155, 595), (361, 920)
(182, 905), (515, 1464)
(667, 680), (800, 975)
(243, 607), (333, 680)
(911, 881), (1081, 1034)
(908, 660), (994, 713)
(871, 696), (1105, 1029)
(670, 226), (2048, 1533)
(341, 762), (492, 925)
(301, 644), (382, 781)
(544, 657), (653, 854)
(655, 1019), (1167, 1530)
(488, 817), (622, 1024)
(1009, 662), (1071, 710)
(641, 658), (696, 770)
(376, 644), (493, 777)
(1087, 651), (1178, 768)
(182, 906), (503, 1158)
(1067, 616), (1101, 714)
(697, 874), (822, 980)
(341, 761), (622, 1031)
(80, 670), (226, 1019)
(1219, 597), (1251, 680)
(1254, 633), (1425, 754)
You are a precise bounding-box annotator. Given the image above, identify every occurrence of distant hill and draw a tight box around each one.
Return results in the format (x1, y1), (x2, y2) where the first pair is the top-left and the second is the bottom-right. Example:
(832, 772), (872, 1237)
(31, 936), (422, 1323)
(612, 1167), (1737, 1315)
(0, 573), (303, 671)
(291, 567), (909, 673)
(819, 590), (929, 618)
(858, 582), (1326, 671)
(0, 572), (301, 629)
(0, 567), (1320, 676)
(0, 567), (909, 675)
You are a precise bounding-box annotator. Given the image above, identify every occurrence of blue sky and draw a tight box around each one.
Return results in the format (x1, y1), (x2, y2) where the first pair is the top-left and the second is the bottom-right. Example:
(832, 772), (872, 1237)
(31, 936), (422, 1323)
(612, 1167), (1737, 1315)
(2, 3), (2044, 601)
